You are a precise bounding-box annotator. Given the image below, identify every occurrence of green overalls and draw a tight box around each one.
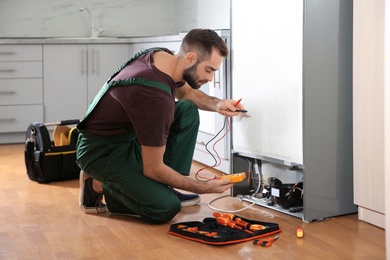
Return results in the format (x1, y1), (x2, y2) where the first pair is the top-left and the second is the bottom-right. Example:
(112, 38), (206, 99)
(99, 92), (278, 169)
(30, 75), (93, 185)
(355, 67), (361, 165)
(76, 49), (200, 224)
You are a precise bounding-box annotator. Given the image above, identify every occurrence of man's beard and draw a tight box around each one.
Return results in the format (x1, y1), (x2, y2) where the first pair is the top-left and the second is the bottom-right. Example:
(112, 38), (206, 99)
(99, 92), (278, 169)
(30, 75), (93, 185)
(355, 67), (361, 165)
(183, 64), (200, 89)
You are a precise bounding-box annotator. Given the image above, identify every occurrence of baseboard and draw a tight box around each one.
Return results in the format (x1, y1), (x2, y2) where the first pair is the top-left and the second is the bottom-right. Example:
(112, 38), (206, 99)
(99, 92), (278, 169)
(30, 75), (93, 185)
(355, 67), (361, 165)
(358, 206), (385, 229)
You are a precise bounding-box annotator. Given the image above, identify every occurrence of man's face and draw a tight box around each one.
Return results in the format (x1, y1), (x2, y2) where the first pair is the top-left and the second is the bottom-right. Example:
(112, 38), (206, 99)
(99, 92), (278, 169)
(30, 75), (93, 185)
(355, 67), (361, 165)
(183, 51), (223, 89)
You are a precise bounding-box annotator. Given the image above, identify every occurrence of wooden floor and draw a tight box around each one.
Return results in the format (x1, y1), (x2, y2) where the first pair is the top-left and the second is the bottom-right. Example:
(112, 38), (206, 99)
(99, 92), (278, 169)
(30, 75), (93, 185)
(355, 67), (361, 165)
(0, 144), (385, 259)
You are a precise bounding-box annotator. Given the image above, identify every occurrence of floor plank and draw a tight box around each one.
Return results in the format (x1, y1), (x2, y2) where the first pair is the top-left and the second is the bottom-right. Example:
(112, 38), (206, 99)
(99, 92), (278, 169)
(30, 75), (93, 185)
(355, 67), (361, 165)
(0, 144), (385, 259)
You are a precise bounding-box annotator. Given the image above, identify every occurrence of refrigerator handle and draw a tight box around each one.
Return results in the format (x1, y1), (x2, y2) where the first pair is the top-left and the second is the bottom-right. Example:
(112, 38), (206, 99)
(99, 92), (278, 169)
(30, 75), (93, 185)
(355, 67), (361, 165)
(214, 69), (221, 89)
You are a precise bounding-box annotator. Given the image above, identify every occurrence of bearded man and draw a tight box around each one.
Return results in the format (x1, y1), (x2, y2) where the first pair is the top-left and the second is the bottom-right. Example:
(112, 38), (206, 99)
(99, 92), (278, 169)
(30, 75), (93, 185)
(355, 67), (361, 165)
(76, 29), (244, 224)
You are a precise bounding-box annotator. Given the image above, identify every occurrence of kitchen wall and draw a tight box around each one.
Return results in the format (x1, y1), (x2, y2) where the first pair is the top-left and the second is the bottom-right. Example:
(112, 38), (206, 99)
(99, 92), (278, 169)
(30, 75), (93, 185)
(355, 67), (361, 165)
(0, 0), (230, 38)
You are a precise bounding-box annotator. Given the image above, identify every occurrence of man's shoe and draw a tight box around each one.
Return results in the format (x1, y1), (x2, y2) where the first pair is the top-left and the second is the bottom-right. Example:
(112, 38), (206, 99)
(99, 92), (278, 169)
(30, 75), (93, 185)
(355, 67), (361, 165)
(79, 170), (108, 213)
(174, 190), (201, 207)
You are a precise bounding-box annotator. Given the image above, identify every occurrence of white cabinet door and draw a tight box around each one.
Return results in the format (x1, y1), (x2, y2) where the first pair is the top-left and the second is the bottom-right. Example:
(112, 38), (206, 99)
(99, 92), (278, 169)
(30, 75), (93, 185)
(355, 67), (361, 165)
(44, 44), (130, 123)
(87, 44), (130, 104)
(0, 45), (44, 143)
(353, 0), (385, 228)
(43, 45), (88, 122)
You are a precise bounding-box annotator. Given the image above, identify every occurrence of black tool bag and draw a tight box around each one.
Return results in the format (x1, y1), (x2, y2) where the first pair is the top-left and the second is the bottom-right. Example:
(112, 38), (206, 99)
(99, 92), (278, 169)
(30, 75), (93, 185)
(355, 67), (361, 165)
(24, 119), (81, 183)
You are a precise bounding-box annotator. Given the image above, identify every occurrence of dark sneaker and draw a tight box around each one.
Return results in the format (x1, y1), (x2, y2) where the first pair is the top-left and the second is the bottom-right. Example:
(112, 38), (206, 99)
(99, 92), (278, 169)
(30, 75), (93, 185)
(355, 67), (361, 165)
(174, 190), (201, 207)
(79, 170), (108, 213)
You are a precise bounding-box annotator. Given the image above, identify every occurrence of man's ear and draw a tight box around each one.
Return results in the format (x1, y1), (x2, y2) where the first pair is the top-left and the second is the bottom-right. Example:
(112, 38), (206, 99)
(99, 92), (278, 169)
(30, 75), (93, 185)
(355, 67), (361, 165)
(185, 52), (197, 65)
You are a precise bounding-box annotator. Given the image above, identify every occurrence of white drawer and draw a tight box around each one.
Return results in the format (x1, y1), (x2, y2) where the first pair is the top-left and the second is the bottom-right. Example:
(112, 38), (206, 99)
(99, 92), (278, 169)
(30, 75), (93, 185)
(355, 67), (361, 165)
(0, 61), (42, 78)
(0, 105), (43, 133)
(0, 45), (42, 61)
(0, 79), (43, 105)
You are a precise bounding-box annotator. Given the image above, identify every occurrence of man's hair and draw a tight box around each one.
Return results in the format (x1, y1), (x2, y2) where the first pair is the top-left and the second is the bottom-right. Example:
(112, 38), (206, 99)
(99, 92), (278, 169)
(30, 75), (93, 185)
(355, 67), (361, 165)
(179, 29), (228, 62)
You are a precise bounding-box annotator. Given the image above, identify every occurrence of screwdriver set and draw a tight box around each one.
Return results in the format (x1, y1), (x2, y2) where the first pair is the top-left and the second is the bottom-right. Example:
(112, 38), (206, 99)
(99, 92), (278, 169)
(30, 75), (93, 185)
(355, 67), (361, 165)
(168, 212), (281, 245)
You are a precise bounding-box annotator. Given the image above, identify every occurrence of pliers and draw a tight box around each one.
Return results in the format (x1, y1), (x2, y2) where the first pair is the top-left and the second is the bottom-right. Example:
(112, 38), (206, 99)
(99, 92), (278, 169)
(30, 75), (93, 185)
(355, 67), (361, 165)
(253, 235), (279, 247)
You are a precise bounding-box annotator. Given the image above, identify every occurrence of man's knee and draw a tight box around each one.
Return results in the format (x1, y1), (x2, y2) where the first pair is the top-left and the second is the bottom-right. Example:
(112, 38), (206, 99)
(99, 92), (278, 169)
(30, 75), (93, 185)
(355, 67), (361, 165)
(175, 100), (200, 128)
(141, 199), (181, 224)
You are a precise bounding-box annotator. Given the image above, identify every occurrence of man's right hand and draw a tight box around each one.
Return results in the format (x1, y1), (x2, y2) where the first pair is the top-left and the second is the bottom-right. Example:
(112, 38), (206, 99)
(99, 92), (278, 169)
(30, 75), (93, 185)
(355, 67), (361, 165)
(203, 178), (234, 194)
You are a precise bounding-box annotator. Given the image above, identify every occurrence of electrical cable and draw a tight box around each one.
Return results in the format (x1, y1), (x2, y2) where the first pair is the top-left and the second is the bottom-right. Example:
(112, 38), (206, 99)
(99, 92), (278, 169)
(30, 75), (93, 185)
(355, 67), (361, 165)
(201, 118), (306, 214)
(193, 114), (262, 213)
(207, 194), (257, 213)
(285, 175), (304, 198)
(195, 116), (230, 182)
(250, 159), (262, 198)
(192, 115), (258, 213)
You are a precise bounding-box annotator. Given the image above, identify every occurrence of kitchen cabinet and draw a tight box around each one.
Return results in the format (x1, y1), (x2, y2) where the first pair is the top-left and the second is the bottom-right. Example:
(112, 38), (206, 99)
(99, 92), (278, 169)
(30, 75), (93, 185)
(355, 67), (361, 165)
(43, 44), (130, 123)
(0, 45), (43, 144)
(353, 0), (385, 228)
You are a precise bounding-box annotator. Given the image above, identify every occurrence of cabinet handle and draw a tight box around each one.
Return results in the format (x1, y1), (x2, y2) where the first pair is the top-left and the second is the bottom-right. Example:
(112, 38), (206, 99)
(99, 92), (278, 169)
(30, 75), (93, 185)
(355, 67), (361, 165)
(91, 49), (96, 75)
(81, 49), (86, 75)
(0, 118), (16, 122)
(0, 52), (16, 55)
(0, 91), (16, 95)
(0, 69), (16, 73)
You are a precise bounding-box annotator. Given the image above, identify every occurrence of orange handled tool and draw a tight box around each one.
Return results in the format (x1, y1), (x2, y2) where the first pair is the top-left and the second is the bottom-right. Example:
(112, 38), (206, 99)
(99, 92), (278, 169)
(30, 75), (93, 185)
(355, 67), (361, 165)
(233, 98), (242, 107)
(213, 211), (239, 222)
(249, 224), (266, 231)
(183, 227), (199, 232)
(216, 217), (253, 234)
(213, 212), (224, 218)
(253, 236), (279, 247)
(234, 217), (250, 229)
(296, 226), (304, 238)
(213, 212), (251, 229)
(213, 212), (267, 233)
(213, 212), (237, 223)
(216, 217), (238, 229)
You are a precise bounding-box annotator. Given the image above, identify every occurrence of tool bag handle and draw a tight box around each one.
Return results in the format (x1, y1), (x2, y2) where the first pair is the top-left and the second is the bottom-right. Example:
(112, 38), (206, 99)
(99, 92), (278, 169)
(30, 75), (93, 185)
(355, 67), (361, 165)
(45, 119), (80, 126)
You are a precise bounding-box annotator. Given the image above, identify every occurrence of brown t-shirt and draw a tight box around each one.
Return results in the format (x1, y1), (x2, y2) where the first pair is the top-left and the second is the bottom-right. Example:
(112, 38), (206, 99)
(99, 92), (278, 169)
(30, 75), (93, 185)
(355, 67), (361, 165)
(81, 49), (185, 146)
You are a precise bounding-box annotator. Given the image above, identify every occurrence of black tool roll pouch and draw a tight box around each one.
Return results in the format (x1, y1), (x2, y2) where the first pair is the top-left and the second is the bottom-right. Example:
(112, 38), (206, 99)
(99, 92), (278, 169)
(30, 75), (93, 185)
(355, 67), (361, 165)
(168, 216), (281, 245)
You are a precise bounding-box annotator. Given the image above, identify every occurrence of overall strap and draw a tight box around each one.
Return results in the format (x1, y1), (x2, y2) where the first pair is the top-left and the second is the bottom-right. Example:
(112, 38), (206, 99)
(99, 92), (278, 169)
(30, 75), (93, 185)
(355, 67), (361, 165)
(79, 48), (172, 126)
(109, 47), (165, 81)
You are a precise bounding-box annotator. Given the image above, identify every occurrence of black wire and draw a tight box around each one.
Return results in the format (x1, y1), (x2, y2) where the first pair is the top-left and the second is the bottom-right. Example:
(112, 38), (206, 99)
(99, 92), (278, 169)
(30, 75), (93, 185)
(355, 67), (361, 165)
(204, 116), (228, 167)
(194, 116), (229, 182)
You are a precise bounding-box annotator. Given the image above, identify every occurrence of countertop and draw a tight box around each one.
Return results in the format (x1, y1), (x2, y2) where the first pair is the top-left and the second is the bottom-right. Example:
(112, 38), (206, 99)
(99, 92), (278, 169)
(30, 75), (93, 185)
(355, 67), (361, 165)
(0, 35), (183, 45)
